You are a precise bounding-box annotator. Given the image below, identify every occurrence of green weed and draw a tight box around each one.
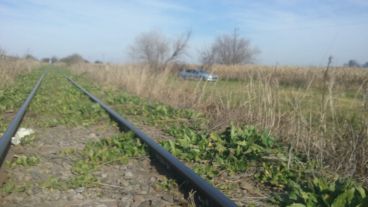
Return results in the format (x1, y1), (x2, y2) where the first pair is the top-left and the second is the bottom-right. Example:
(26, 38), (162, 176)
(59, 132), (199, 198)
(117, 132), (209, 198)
(0, 180), (29, 194)
(59, 147), (78, 156)
(157, 177), (178, 191)
(43, 132), (148, 190)
(41, 177), (66, 190)
(20, 67), (111, 128)
(6, 155), (40, 168)
(160, 124), (368, 206)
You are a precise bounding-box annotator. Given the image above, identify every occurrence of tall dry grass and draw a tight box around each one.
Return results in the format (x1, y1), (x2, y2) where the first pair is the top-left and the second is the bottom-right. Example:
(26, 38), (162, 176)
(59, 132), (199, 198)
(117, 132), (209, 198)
(0, 58), (41, 88)
(70, 63), (368, 184)
(212, 64), (368, 91)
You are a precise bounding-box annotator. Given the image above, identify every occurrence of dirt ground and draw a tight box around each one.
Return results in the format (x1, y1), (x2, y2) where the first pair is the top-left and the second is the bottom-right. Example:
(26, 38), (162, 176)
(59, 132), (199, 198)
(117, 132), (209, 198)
(0, 125), (189, 207)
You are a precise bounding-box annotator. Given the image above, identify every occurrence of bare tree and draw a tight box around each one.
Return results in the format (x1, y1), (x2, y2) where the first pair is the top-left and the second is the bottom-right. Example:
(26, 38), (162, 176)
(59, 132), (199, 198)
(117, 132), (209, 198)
(165, 31), (191, 65)
(129, 30), (191, 70)
(199, 46), (216, 69)
(201, 29), (259, 66)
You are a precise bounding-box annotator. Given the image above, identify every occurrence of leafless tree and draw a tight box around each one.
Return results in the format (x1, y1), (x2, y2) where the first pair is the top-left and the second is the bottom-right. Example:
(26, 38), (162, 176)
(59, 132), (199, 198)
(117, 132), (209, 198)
(199, 46), (216, 70)
(201, 29), (259, 66)
(129, 30), (191, 70)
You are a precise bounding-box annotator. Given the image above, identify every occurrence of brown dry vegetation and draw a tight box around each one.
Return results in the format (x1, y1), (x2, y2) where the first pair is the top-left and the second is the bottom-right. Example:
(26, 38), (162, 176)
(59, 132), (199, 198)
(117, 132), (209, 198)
(0, 58), (41, 88)
(70, 63), (368, 185)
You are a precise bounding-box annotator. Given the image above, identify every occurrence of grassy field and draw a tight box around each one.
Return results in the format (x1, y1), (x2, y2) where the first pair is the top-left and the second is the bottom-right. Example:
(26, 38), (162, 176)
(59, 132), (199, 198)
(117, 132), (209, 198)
(69, 63), (368, 186)
(0, 59), (41, 89)
(1, 62), (368, 206)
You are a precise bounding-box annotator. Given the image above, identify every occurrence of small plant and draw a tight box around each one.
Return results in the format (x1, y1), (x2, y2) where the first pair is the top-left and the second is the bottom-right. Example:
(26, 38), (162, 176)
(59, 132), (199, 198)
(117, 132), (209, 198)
(7, 155), (40, 168)
(59, 147), (78, 156)
(157, 177), (178, 191)
(1, 182), (15, 194)
(66, 174), (98, 189)
(276, 178), (368, 207)
(1, 180), (28, 194)
(41, 177), (66, 190)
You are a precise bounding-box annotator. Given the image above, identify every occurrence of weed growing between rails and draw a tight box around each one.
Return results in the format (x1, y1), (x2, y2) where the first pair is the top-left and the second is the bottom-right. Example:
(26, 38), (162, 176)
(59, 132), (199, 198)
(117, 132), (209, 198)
(63, 67), (368, 206)
(5, 155), (40, 168)
(69, 63), (368, 185)
(20, 67), (113, 128)
(1, 67), (194, 206)
(1, 66), (115, 193)
(42, 132), (147, 190)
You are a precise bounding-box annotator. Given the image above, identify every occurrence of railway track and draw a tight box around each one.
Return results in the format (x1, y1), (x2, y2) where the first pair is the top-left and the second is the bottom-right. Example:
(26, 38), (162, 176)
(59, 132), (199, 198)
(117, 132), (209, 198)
(0, 70), (237, 207)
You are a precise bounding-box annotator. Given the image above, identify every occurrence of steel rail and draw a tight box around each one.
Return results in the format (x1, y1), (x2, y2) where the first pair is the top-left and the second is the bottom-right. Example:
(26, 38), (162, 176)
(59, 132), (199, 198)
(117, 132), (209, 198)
(66, 77), (237, 207)
(0, 71), (47, 167)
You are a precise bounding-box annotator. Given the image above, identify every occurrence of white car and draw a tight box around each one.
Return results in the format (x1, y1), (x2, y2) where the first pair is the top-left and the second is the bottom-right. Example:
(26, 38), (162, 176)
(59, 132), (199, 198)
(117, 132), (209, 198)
(179, 69), (218, 81)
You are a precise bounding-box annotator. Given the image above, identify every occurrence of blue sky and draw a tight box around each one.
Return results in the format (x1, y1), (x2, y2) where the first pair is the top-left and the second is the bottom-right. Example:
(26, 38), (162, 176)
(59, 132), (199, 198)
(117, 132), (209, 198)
(0, 0), (367, 66)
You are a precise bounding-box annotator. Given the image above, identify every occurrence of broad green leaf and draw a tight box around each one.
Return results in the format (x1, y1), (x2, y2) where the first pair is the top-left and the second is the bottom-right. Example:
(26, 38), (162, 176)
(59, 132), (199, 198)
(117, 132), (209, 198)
(331, 188), (355, 207)
(356, 186), (366, 198)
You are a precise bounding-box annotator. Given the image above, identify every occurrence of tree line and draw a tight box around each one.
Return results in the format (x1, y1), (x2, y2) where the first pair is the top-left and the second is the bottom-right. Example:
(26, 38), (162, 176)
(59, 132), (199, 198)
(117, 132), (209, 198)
(344, 59), (368, 68)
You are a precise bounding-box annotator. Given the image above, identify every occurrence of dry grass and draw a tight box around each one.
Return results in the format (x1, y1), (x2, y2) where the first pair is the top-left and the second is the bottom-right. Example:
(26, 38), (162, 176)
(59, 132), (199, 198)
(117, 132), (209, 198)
(212, 64), (368, 91)
(0, 58), (41, 88)
(70, 63), (368, 184)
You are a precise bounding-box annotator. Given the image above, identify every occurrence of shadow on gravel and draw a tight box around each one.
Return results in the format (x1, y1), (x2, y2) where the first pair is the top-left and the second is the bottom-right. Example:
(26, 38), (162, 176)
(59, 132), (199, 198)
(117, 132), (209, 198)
(147, 152), (212, 207)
